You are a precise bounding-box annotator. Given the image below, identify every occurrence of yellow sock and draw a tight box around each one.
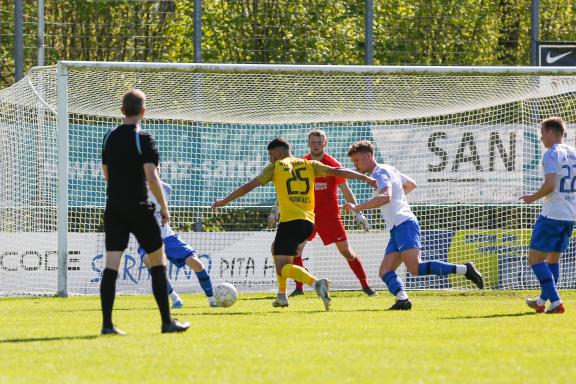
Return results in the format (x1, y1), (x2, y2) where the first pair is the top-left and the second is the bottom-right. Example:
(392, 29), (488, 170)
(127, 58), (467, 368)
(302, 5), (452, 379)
(281, 264), (316, 287)
(277, 274), (287, 293)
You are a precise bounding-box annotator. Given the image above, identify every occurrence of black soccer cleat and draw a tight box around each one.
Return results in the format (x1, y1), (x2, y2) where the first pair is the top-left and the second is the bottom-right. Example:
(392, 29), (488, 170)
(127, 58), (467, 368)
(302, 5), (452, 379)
(465, 262), (484, 289)
(388, 299), (412, 310)
(161, 319), (190, 334)
(362, 286), (378, 297)
(101, 325), (126, 336)
(289, 287), (304, 297)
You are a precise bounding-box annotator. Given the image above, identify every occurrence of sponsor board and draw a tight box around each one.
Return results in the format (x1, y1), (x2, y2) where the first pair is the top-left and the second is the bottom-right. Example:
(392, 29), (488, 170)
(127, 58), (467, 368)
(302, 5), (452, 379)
(3, 229), (575, 295)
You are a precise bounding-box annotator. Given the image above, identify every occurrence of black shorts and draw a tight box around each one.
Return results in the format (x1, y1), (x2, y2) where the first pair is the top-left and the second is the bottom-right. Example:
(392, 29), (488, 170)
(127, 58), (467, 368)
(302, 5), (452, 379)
(273, 220), (314, 256)
(104, 201), (162, 253)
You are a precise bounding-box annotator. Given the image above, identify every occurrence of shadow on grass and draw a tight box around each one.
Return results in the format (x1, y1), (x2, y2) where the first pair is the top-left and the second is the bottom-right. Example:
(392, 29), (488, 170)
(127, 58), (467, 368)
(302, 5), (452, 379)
(0, 335), (98, 344)
(238, 296), (276, 301)
(441, 311), (536, 320)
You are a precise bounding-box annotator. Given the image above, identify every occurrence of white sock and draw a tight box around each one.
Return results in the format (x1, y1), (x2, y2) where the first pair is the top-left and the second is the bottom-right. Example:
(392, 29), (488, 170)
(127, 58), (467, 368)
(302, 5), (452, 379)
(170, 291), (180, 302)
(550, 300), (562, 308)
(396, 290), (409, 301)
(455, 265), (467, 275)
(536, 298), (546, 306)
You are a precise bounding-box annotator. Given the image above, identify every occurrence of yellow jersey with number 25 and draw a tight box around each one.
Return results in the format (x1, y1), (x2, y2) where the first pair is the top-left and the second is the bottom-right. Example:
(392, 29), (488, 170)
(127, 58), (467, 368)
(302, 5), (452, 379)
(257, 157), (330, 223)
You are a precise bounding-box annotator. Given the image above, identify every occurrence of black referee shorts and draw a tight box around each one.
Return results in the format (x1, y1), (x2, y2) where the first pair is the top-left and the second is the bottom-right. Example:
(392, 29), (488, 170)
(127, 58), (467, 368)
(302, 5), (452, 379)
(104, 201), (163, 253)
(273, 219), (314, 256)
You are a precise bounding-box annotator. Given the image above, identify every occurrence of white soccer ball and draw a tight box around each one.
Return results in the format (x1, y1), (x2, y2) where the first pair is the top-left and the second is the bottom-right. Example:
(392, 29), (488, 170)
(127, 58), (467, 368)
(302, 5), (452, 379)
(214, 283), (238, 307)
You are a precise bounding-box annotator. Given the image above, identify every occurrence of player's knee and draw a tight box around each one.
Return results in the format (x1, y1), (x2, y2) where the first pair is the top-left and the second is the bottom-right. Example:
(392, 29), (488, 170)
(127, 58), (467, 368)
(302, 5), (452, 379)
(186, 256), (203, 272)
(407, 265), (420, 276)
(339, 248), (355, 260)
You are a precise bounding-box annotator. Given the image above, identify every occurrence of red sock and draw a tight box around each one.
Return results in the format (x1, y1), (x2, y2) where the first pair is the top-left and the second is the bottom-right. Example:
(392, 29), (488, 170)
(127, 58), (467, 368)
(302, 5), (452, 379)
(348, 257), (368, 289)
(293, 256), (304, 290)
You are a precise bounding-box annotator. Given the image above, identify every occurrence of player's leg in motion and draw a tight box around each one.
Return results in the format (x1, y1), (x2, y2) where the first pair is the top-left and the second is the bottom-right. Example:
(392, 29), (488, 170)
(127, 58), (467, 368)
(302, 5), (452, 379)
(397, 220), (484, 289)
(290, 252), (306, 297)
(273, 220), (331, 311)
(335, 240), (376, 296)
(525, 217), (571, 314)
(527, 249), (564, 314)
(185, 254), (217, 307)
(527, 253), (561, 313)
(379, 251), (411, 310)
(140, 250), (183, 309)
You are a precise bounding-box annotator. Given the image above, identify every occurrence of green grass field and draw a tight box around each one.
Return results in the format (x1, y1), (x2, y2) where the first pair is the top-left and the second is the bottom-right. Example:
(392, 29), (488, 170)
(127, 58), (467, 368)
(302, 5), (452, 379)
(1, 291), (575, 384)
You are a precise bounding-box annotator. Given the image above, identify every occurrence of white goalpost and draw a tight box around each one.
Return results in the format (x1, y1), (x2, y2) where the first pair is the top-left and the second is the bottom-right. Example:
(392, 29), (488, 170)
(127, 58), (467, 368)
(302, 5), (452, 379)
(1, 61), (576, 296)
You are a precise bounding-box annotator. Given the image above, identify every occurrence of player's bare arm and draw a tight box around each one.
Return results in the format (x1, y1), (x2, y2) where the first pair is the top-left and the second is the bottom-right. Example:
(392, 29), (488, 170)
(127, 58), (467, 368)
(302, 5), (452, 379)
(212, 178), (261, 208)
(144, 163), (170, 224)
(344, 187), (391, 213)
(325, 167), (377, 188)
(401, 173), (417, 194)
(519, 173), (556, 204)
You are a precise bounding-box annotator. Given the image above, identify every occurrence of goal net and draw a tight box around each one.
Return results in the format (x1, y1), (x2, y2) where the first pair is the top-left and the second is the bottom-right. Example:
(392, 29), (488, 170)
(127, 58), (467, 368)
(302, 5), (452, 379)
(1, 62), (576, 296)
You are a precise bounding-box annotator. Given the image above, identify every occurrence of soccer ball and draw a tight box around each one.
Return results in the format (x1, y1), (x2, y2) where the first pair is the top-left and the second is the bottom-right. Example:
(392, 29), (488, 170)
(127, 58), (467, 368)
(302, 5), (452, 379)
(214, 283), (238, 307)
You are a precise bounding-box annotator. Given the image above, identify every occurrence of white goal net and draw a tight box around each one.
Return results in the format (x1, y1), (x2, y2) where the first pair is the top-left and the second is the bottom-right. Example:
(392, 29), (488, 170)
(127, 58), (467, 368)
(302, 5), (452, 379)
(1, 62), (576, 296)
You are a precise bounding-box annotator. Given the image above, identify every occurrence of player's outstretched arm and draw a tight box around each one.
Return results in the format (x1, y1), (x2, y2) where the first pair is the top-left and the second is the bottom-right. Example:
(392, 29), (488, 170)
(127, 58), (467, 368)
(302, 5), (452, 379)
(212, 178), (261, 208)
(520, 174), (556, 204)
(325, 167), (377, 188)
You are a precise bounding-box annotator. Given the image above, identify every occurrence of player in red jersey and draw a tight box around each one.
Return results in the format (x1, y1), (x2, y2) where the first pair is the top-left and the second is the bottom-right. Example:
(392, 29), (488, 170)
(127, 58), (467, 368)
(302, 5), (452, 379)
(268, 130), (376, 296)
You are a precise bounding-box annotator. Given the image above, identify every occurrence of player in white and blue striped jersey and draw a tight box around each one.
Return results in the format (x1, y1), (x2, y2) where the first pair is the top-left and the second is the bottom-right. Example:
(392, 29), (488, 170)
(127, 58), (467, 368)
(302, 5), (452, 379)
(344, 141), (484, 310)
(521, 117), (576, 314)
(139, 180), (217, 308)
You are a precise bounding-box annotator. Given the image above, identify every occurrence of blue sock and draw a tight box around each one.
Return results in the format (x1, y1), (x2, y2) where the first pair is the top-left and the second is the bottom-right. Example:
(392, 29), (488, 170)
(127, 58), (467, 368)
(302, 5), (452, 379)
(196, 269), (214, 297)
(417, 261), (457, 276)
(382, 271), (405, 297)
(540, 263), (560, 301)
(532, 263), (560, 303)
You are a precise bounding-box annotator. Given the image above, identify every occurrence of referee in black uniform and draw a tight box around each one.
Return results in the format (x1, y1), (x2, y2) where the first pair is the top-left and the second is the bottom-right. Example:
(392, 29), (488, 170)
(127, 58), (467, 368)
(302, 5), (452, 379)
(100, 89), (189, 335)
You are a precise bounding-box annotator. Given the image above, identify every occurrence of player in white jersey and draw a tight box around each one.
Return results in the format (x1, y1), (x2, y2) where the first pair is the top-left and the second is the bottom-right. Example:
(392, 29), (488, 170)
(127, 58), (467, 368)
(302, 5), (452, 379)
(521, 117), (576, 314)
(344, 141), (484, 310)
(139, 180), (217, 308)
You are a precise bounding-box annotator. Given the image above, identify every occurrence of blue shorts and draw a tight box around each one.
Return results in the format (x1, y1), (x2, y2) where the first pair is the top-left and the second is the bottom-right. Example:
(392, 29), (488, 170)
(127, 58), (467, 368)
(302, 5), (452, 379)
(529, 215), (574, 253)
(385, 219), (421, 255)
(138, 234), (196, 268)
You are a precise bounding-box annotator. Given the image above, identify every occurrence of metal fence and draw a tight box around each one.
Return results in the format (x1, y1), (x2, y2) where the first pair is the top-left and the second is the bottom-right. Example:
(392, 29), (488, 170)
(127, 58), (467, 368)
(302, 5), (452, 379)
(1, 0), (576, 89)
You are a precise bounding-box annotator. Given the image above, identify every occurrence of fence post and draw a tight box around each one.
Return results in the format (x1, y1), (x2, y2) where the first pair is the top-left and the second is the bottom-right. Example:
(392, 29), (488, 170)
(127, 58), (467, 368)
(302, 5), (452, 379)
(530, 0), (540, 66)
(365, 0), (374, 65)
(14, 0), (24, 80)
(194, 0), (202, 63)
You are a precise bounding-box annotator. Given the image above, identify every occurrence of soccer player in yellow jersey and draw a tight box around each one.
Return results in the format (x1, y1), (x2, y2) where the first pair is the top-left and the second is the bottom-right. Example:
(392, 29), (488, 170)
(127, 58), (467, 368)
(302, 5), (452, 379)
(212, 137), (377, 311)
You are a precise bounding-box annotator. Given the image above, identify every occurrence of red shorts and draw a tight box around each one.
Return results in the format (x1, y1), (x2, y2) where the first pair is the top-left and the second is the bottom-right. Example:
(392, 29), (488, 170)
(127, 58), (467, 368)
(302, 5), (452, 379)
(308, 217), (347, 245)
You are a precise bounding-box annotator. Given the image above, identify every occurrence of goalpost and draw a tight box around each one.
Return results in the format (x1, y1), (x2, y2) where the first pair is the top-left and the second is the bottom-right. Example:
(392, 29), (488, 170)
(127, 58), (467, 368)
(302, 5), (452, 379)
(1, 61), (576, 296)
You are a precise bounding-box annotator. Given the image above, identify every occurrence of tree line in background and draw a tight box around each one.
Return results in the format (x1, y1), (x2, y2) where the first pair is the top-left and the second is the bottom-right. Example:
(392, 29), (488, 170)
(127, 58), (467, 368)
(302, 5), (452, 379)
(0, 0), (575, 88)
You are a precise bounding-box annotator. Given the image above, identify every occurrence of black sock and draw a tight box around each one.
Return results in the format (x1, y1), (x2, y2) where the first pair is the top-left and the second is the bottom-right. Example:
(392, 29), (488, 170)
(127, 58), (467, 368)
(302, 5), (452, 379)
(100, 268), (118, 328)
(149, 265), (172, 325)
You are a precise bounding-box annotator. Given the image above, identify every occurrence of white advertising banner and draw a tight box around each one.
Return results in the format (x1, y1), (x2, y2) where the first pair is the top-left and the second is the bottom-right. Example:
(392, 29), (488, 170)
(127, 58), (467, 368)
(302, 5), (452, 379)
(0, 231), (393, 295)
(371, 123), (525, 203)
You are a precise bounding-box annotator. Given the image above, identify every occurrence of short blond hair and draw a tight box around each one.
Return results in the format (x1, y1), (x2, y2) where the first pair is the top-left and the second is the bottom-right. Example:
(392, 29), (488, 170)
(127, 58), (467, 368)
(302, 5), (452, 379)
(308, 129), (327, 142)
(347, 141), (374, 157)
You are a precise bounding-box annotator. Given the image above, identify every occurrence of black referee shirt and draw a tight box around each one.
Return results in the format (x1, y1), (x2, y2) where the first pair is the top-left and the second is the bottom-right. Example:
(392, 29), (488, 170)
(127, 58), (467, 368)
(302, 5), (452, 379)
(101, 124), (159, 203)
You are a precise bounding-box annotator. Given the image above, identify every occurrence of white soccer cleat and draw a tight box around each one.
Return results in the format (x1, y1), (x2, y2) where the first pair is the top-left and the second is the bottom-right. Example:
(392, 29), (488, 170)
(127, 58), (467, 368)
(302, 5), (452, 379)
(208, 296), (218, 307)
(314, 278), (331, 311)
(272, 293), (289, 308)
